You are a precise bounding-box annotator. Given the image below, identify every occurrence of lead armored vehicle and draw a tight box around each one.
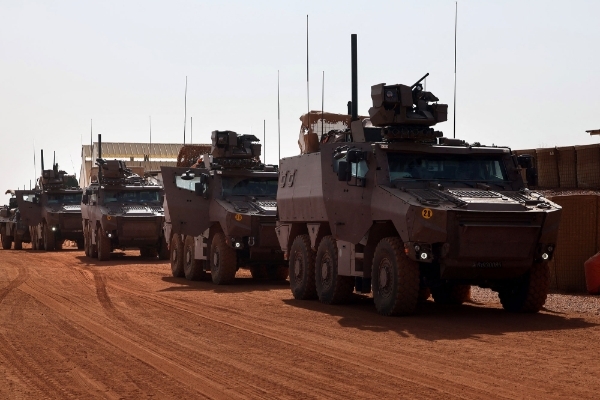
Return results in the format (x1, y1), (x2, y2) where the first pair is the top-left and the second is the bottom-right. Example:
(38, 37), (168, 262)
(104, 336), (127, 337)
(162, 131), (285, 284)
(16, 151), (82, 251)
(81, 135), (167, 261)
(276, 35), (561, 316)
(0, 191), (31, 250)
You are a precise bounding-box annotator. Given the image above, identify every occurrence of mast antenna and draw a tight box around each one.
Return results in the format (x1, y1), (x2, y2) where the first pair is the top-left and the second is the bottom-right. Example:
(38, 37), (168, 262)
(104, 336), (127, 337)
(453, 1), (458, 139)
(183, 76), (187, 145)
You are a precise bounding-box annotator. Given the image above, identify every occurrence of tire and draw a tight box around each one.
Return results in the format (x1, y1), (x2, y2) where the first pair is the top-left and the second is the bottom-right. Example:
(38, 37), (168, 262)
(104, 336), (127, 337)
(0, 233), (10, 250)
(183, 235), (207, 281)
(55, 240), (63, 251)
(158, 235), (169, 260)
(84, 225), (90, 257)
(315, 236), (354, 304)
(210, 232), (237, 285)
(288, 234), (317, 300)
(13, 234), (22, 250)
(43, 222), (56, 251)
(170, 234), (185, 277)
(372, 237), (420, 316)
(268, 265), (289, 281)
(31, 229), (37, 250)
(250, 265), (268, 280)
(97, 227), (111, 261)
(76, 238), (84, 250)
(431, 284), (471, 305)
(499, 262), (549, 313)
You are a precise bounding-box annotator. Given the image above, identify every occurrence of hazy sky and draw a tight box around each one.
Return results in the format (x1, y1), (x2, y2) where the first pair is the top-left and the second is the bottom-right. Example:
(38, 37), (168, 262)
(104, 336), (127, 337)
(1, 0), (599, 200)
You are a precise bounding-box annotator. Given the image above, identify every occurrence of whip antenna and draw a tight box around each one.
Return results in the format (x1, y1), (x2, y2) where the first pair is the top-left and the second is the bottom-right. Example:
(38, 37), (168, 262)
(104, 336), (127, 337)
(306, 15), (310, 136)
(453, 1), (458, 138)
(278, 70), (281, 163)
(321, 71), (324, 138)
(263, 119), (266, 163)
(183, 76), (187, 145)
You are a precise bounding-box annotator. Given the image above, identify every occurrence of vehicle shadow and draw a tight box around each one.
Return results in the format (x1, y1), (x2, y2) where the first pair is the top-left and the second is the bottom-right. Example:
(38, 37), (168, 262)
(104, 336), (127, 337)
(159, 276), (290, 293)
(74, 253), (168, 267)
(282, 295), (599, 341)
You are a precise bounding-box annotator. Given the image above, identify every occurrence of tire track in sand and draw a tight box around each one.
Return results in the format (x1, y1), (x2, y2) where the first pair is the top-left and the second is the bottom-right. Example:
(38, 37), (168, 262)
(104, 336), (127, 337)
(0, 264), (28, 304)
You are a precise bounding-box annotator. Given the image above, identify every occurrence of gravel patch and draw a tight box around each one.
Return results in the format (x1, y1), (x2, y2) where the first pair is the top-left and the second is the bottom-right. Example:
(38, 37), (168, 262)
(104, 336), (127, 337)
(470, 286), (600, 316)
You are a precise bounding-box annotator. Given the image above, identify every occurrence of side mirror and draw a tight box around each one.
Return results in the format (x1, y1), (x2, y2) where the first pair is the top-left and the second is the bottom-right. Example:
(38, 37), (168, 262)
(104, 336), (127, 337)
(32, 197), (39, 204)
(346, 149), (366, 163)
(181, 170), (195, 181)
(526, 168), (538, 187)
(82, 194), (89, 203)
(337, 161), (350, 181)
(517, 154), (534, 169)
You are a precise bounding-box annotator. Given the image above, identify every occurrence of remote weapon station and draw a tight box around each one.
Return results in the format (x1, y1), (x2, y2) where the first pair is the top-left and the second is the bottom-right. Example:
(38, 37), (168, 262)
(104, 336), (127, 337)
(276, 35), (561, 316)
(162, 131), (285, 284)
(81, 135), (167, 261)
(15, 151), (82, 251)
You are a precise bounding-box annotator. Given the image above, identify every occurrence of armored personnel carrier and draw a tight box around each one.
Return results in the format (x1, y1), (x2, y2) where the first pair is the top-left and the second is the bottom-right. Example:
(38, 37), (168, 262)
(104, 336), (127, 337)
(0, 191), (31, 250)
(81, 135), (168, 261)
(162, 130), (285, 284)
(15, 152), (83, 251)
(276, 35), (561, 316)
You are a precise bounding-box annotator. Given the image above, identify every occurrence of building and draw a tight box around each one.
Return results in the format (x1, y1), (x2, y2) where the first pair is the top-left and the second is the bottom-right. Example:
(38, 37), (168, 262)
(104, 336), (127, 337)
(80, 142), (182, 188)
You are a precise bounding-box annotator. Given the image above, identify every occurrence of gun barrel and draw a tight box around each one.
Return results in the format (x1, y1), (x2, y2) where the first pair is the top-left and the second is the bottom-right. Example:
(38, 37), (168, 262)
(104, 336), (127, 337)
(411, 73), (430, 89)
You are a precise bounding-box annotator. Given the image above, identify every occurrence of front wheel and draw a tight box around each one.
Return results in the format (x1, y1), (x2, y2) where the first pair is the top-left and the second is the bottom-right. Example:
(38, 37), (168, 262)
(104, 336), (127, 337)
(13, 234), (22, 250)
(499, 262), (549, 313)
(210, 232), (237, 285)
(183, 235), (207, 281)
(1, 233), (12, 250)
(158, 235), (169, 260)
(170, 234), (184, 277)
(43, 222), (56, 251)
(97, 227), (111, 261)
(372, 237), (420, 316)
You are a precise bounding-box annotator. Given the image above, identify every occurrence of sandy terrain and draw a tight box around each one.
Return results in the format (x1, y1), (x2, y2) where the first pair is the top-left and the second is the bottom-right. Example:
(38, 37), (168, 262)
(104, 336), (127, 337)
(1, 249), (599, 399)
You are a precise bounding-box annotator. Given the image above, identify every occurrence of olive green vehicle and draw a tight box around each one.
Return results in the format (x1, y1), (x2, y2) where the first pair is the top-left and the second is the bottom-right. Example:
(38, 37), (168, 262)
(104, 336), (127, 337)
(275, 35), (561, 316)
(162, 131), (285, 284)
(0, 192), (31, 250)
(81, 135), (168, 261)
(15, 151), (82, 251)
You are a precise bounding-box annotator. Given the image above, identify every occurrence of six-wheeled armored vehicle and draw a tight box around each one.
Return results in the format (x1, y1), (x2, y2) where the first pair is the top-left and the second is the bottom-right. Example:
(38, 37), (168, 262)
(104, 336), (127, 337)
(0, 191), (31, 250)
(162, 130), (285, 284)
(81, 135), (168, 261)
(15, 152), (83, 251)
(275, 35), (561, 316)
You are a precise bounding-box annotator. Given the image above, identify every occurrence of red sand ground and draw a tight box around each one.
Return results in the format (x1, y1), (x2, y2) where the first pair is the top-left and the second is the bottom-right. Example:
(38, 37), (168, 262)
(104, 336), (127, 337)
(1, 249), (599, 399)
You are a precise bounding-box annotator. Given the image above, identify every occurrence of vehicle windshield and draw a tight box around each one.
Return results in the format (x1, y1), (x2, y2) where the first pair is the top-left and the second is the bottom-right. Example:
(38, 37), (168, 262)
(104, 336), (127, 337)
(103, 190), (161, 203)
(222, 178), (279, 197)
(387, 153), (508, 182)
(47, 193), (83, 204)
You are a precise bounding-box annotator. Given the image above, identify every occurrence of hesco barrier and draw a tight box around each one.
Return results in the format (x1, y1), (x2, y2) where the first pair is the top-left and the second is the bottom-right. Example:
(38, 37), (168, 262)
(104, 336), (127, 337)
(536, 148), (560, 188)
(556, 146), (577, 188)
(575, 144), (600, 188)
(547, 195), (599, 292)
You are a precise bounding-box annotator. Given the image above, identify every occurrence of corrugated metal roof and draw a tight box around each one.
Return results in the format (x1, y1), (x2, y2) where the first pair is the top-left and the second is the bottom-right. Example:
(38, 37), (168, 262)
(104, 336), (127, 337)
(82, 142), (209, 159)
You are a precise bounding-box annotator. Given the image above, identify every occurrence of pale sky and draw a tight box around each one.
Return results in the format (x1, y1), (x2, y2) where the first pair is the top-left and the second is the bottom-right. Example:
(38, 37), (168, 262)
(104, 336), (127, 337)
(1, 0), (599, 201)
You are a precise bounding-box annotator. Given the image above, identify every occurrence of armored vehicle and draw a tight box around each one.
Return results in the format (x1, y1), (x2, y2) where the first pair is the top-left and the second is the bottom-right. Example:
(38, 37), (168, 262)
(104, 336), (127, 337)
(162, 131), (285, 284)
(276, 35), (561, 316)
(15, 152), (83, 251)
(0, 191), (31, 250)
(81, 135), (168, 261)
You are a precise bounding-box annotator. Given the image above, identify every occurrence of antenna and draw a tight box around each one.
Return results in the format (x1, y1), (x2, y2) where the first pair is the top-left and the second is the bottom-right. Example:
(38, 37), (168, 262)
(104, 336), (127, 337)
(41, 149), (44, 172)
(278, 70), (281, 163)
(183, 76), (187, 145)
(306, 15), (310, 135)
(149, 115), (152, 166)
(351, 34), (358, 121)
(98, 134), (103, 182)
(53, 151), (56, 168)
(453, 1), (458, 139)
(263, 119), (266, 163)
(33, 140), (36, 183)
(321, 71), (325, 137)
(190, 116), (193, 145)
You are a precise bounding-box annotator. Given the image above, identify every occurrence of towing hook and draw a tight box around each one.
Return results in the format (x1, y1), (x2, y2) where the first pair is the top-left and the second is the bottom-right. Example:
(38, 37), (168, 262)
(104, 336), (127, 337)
(248, 237), (255, 247)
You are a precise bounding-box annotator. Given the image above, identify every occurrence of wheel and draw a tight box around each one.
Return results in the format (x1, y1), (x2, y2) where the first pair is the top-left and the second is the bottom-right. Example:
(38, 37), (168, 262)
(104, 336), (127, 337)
(210, 232), (237, 285)
(183, 235), (208, 281)
(97, 227), (111, 261)
(43, 222), (56, 251)
(250, 265), (268, 280)
(13, 234), (22, 250)
(0, 233), (10, 250)
(499, 262), (549, 313)
(431, 284), (471, 305)
(158, 235), (170, 260)
(268, 265), (289, 281)
(31, 230), (38, 250)
(315, 236), (354, 304)
(418, 287), (431, 302)
(55, 240), (63, 251)
(289, 234), (317, 300)
(88, 226), (98, 258)
(170, 234), (185, 277)
(76, 238), (84, 250)
(84, 226), (90, 256)
(372, 237), (420, 316)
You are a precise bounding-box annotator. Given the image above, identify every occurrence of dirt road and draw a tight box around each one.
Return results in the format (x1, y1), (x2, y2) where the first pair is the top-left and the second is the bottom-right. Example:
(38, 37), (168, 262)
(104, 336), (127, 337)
(0, 249), (598, 399)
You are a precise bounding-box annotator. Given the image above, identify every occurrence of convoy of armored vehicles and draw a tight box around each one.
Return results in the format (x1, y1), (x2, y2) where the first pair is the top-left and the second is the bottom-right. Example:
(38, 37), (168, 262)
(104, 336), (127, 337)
(0, 34), (563, 317)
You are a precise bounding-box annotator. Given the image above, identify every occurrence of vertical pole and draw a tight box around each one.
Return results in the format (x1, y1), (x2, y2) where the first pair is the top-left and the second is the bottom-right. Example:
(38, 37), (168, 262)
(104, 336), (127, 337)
(190, 116), (193, 145)
(306, 15), (310, 135)
(183, 76), (187, 145)
(321, 71), (325, 138)
(351, 34), (358, 121)
(278, 70), (281, 163)
(453, 1), (458, 139)
(149, 115), (152, 167)
(263, 119), (266, 163)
